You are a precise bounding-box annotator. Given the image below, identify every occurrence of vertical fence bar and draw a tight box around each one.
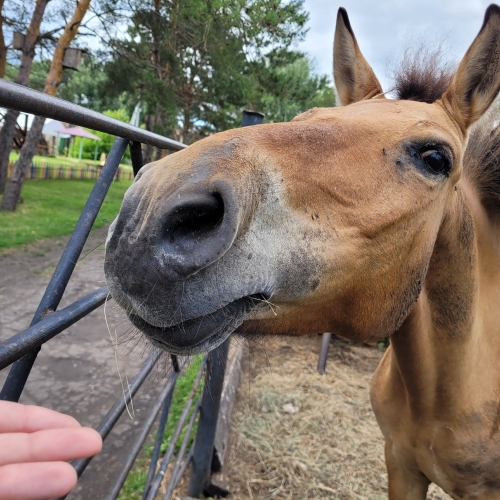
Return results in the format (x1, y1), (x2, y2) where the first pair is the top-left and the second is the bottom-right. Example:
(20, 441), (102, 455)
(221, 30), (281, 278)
(144, 358), (207, 500)
(241, 110), (265, 127)
(187, 339), (230, 497)
(163, 400), (201, 500)
(103, 369), (179, 500)
(0, 137), (129, 403)
(317, 332), (332, 375)
(142, 389), (175, 500)
(130, 140), (143, 176)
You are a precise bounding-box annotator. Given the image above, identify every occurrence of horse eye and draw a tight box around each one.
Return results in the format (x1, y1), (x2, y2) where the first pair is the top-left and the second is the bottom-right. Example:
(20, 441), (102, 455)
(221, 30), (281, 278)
(421, 149), (450, 175)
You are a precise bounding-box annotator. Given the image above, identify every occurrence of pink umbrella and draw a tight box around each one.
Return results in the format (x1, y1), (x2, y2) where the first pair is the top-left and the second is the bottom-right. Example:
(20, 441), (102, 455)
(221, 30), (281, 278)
(54, 126), (101, 160)
(54, 126), (101, 140)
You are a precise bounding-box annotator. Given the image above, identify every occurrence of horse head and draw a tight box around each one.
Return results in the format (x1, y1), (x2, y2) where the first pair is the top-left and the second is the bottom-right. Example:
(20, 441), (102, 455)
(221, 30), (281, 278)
(104, 5), (500, 354)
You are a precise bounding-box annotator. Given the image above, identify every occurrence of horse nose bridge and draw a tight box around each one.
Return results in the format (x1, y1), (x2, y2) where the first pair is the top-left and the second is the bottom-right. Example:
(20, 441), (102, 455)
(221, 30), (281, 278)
(149, 176), (242, 279)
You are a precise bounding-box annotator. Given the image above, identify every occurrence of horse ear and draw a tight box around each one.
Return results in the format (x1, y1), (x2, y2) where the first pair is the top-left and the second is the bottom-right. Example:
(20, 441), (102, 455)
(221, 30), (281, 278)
(333, 8), (384, 106)
(441, 4), (500, 132)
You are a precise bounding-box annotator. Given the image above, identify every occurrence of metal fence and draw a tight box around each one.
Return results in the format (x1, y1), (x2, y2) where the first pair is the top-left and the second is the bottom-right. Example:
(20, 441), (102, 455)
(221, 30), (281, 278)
(0, 80), (259, 499)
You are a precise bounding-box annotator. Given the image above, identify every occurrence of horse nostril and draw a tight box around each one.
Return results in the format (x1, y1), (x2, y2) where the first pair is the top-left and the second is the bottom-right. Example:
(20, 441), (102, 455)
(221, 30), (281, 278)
(157, 188), (238, 279)
(165, 193), (224, 245)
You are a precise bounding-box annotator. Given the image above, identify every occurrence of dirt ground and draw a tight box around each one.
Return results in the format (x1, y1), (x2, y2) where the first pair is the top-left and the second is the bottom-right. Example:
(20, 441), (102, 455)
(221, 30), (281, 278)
(0, 227), (169, 500)
(219, 335), (452, 500)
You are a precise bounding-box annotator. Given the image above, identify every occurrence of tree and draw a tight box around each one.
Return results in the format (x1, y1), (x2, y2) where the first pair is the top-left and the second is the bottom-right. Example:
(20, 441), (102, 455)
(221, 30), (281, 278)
(0, 0), (7, 79)
(1, 0), (92, 211)
(56, 54), (120, 111)
(0, 0), (51, 194)
(251, 51), (336, 123)
(98, 0), (309, 154)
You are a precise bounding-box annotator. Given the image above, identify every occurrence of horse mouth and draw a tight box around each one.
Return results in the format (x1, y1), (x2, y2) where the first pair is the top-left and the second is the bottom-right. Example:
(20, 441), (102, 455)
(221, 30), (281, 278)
(128, 293), (267, 355)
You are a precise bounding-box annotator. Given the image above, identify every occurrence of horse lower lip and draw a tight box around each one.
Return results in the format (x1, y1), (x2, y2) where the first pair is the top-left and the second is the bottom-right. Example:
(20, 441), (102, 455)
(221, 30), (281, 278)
(128, 294), (265, 350)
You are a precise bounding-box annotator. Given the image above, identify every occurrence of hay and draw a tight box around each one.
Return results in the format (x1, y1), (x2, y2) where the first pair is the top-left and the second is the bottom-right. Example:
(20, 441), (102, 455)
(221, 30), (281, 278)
(221, 335), (450, 500)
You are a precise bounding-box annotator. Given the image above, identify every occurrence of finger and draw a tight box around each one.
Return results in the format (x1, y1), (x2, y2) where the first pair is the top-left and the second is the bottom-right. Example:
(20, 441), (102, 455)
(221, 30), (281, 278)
(0, 461), (77, 500)
(0, 428), (102, 466)
(0, 401), (80, 433)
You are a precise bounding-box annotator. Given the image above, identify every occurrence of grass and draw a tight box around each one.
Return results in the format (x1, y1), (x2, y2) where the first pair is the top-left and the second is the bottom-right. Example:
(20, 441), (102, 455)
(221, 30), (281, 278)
(118, 356), (204, 500)
(0, 179), (132, 249)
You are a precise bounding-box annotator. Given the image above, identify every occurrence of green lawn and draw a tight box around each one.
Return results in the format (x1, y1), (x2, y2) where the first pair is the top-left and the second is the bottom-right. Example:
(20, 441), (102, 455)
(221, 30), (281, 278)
(0, 179), (132, 249)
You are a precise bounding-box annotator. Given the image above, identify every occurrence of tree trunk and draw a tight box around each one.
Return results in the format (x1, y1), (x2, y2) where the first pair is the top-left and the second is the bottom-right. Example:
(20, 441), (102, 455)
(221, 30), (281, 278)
(0, 111), (19, 193)
(0, 0), (50, 194)
(0, 0), (6, 79)
(0, 115), (44, 209)
(1, 0), (91, 211)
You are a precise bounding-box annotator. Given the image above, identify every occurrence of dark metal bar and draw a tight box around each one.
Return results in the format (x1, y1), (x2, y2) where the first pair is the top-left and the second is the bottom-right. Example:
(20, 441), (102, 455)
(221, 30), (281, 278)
(0, 287), (108, 371)
(172, 441), (195, 490)
(55, 350), (162, 500)
(171, 355), (180, 373)
(145, 358), (207, 500)
(0, 80), (186, 151)
(187, 339), (230, 497)
(142, 388), (175, 499)
(163, 401), (201, 500)
(317, 332), (332, 375)
(103, 363), (183, 500)
(0, 138), (128, 402)
(130, 141), (143, 176)
(241, 110), (264, 127)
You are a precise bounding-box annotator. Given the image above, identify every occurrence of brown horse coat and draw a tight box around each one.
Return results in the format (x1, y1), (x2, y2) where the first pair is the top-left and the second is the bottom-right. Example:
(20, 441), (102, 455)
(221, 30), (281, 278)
(105, 5), (500, 498)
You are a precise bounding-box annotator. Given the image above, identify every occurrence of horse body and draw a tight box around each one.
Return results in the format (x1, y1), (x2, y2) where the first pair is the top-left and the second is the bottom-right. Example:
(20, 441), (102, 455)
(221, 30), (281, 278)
(104, 5), (500, 498)
(372, 174), (500, 498)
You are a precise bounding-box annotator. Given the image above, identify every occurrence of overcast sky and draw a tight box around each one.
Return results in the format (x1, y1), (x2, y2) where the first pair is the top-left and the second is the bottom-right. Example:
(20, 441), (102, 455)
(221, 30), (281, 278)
(297, 0), (493, 90)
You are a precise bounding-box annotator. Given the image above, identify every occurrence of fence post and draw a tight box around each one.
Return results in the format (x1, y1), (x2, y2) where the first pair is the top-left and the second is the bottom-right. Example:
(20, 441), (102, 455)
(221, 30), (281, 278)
(317, 332), (332, 374)
(241, 110), (264, 127)
(187, 338), (230, 497)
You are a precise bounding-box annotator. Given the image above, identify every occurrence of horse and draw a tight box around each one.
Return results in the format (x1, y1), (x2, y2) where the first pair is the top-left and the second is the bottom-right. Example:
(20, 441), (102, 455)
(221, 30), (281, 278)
(104, 4), (500, 498)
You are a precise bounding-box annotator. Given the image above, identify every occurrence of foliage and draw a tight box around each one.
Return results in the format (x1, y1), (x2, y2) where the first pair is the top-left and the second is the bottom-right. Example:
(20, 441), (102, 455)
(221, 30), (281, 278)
(55, 54), (123, 111)
(253, 52), (336, 123)
(0, 179), (132, 248)
(97, 0), (318, 143)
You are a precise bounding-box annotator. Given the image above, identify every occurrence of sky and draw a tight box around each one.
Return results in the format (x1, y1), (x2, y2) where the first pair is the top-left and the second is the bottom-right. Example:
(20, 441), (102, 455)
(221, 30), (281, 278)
(297, 0), (493, 90)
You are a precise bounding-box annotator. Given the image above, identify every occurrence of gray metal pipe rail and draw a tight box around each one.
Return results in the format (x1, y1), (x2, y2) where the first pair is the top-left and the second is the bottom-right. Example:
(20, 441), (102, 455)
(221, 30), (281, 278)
(0, 80), (186, 151)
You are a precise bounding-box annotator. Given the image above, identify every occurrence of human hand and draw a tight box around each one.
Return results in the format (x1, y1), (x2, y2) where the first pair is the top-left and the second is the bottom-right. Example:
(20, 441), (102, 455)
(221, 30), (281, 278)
(0, 401), (102, 500)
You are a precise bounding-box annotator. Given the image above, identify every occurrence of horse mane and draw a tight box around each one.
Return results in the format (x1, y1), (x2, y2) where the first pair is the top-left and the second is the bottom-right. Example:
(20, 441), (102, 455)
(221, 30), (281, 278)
(391, 46), (500, 216)
(391, 44), (455, 103)
(463, 112), (500, 215)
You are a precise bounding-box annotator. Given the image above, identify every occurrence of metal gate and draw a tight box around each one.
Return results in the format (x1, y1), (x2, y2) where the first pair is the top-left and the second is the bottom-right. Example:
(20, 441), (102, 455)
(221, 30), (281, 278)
(0, 80), (259, 499)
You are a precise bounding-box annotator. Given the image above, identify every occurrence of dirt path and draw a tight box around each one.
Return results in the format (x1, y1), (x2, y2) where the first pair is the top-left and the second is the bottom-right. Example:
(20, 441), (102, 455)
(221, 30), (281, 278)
(0, 227), (167, 500)
(221, 335), (451, 500)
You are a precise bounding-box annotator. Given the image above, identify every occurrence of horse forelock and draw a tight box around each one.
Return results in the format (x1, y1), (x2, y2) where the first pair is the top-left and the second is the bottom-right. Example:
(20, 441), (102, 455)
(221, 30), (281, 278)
(391, 44), (456, 104)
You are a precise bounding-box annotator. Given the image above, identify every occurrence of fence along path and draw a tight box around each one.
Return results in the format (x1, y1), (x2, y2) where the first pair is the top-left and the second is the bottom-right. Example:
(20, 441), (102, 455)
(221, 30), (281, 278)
(7, 161), (134, 181)
(0, 80), (255, 499)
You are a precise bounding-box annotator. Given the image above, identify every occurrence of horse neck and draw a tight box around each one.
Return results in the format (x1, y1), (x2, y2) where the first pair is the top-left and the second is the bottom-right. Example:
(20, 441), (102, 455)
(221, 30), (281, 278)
(389, 178), (500, 419)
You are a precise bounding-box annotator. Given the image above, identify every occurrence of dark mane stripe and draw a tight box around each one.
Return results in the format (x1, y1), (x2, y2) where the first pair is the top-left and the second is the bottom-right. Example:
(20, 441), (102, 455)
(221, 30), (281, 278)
(392, 45), (455, 103)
